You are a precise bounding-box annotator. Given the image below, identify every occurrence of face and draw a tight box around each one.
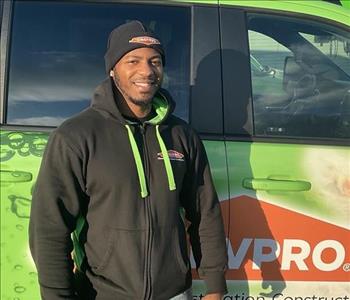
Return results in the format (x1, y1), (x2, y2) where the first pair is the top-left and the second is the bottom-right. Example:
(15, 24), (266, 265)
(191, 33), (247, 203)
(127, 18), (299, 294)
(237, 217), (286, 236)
(111, 47), (163, 108)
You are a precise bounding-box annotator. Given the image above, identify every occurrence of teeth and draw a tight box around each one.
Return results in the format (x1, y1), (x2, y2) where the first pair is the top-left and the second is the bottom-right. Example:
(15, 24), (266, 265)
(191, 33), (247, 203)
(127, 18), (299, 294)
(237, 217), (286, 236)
(134, 82), (153, 87)
(135, 82), (151, 86)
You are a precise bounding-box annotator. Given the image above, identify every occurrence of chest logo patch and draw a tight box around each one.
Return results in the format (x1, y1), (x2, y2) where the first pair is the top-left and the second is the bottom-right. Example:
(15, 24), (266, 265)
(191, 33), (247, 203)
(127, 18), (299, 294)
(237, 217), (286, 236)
(157, 150), (184, 162)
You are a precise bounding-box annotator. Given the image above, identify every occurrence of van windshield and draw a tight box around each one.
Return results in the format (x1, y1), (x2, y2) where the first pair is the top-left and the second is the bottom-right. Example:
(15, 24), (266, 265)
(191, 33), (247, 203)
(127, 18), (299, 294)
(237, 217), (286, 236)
(299, 31), (350, 76)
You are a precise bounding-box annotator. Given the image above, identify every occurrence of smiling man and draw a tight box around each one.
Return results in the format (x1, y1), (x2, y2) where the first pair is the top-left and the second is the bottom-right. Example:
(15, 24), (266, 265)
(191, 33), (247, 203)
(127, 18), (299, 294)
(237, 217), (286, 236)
(110, 47), (163, 118)
(29, 21), (228, 300)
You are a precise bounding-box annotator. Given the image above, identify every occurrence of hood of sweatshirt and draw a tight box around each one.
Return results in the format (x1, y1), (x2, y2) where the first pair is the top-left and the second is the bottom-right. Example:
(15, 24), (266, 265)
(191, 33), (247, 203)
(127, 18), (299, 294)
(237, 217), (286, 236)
(89, 77), (177, 199)
(90, 77), (175, 125)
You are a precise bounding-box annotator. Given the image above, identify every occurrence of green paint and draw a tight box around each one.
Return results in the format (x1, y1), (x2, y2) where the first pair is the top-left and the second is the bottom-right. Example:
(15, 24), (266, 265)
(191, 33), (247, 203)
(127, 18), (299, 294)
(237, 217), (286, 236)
(220, 0), (350, 26)
(226, 141), (350, 227)
(203, 141), (229, 202)
(1, 130), (49, 300)
(340, 0), (350, 9)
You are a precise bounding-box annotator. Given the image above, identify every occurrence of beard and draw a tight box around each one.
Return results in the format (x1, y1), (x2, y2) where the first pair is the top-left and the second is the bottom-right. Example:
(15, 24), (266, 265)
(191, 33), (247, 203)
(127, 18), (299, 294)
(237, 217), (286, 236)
(112, 73), (159, 108)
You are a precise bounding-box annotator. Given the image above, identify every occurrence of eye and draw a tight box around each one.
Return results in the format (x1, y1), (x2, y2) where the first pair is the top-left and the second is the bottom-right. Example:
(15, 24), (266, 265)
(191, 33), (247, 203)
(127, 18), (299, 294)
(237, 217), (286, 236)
(127, 60), (138, 65)
(151, 60), (162, 67)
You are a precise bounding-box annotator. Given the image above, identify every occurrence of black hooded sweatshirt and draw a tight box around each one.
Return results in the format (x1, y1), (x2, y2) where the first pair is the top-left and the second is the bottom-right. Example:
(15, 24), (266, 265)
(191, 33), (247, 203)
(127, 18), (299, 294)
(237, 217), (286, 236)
(29, 78), (228, 300)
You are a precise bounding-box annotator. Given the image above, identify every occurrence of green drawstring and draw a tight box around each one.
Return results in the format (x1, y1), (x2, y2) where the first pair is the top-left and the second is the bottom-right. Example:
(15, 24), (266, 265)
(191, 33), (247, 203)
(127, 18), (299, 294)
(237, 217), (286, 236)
(125, 124), (176, 198)
(156, 125), (176, 191)
(125, 125), (148, 198)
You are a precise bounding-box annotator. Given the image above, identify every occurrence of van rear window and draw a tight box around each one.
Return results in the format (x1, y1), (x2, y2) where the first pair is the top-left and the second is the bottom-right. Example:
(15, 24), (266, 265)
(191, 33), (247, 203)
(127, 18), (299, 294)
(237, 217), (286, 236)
(6, 1), (190, 126)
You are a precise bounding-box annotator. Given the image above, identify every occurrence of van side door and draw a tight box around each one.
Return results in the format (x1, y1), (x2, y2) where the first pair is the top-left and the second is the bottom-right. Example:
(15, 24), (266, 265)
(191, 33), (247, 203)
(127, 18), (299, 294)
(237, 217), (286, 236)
(220, 3), (350, 298)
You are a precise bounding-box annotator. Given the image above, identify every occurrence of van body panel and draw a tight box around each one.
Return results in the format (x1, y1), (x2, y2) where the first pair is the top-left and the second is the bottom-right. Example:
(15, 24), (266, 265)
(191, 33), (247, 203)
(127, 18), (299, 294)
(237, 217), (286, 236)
(340, 0), (350, 9)
(220, 0), (350, 298)
(0, 130), (48, 299)
(222, 141), (350, 296)
(220, 0), (350, 26)
(1, 0), (349, 298)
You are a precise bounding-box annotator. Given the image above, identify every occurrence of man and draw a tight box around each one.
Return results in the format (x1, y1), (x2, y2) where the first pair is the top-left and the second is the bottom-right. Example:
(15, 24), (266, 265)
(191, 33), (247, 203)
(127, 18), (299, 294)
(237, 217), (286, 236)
(29, 20), (228, 300)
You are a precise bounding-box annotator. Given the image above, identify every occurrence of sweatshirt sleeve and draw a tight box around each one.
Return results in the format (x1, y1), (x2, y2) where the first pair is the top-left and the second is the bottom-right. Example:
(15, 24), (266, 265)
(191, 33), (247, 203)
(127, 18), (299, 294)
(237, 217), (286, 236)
(180, 129), (228, 295)
(29, 130), (86, 300)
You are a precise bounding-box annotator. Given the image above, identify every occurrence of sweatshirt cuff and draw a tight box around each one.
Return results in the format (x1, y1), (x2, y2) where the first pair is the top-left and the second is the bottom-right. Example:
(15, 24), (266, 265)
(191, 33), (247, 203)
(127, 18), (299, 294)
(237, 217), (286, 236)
(204, 272), (228, 295)
(40, 285), (77, 300)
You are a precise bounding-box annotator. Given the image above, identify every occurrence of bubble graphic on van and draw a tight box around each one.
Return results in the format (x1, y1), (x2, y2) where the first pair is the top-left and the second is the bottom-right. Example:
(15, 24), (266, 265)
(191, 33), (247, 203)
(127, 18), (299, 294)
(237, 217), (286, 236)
(14, 264), (23, 270)
(14, 285), (26, 294)
(0, 130), (49, 300)
(1, 132), (48, 159)
(0, 148), (16, 162)
(8, 195), (32, 219)
(16, 224), (24, 231)
(0, 170), (32, 184)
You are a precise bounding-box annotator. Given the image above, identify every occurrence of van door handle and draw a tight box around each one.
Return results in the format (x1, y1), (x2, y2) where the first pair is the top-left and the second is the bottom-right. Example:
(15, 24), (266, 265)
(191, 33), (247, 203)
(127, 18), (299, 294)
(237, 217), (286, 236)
(242, 178), (311, 192)
(0, 170), (33, 183)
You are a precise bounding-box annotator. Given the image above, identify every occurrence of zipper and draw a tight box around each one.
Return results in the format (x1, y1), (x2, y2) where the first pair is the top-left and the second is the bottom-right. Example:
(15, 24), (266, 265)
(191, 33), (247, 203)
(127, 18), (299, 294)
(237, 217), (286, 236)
(140, 124), (153, 300)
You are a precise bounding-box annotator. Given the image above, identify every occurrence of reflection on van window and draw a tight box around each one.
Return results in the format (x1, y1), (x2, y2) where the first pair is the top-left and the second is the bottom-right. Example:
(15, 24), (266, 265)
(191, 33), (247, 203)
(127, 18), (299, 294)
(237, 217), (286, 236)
(248, 14), (350, 139)
(300, 32), (350, 75)
(7, 1), (190, 126)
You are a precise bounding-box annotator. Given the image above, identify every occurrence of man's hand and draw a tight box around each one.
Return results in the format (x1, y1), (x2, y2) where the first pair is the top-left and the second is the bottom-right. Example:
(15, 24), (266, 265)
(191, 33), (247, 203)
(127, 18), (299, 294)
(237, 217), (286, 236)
(203, 293), (223, 300)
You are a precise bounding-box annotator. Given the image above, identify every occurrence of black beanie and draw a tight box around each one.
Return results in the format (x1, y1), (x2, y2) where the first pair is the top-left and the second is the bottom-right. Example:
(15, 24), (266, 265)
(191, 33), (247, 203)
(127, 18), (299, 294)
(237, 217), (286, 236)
(104, 20), (165, 73)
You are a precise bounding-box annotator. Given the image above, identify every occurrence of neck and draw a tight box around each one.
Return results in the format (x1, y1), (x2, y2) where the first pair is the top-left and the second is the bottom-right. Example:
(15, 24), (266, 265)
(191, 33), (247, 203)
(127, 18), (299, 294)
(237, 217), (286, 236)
(126, 101), (152, 119)
(113, 85), (152, 119)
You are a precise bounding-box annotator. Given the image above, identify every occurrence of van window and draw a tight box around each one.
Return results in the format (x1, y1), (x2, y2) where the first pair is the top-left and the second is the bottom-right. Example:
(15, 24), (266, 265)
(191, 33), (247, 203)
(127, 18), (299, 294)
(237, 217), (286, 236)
(248, 14), (350, 139)
(6, 1), (190, 126)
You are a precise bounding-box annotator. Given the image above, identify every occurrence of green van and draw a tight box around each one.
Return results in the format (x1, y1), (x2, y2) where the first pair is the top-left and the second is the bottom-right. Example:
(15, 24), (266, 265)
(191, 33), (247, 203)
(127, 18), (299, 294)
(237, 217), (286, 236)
(1, 0), (349, 299)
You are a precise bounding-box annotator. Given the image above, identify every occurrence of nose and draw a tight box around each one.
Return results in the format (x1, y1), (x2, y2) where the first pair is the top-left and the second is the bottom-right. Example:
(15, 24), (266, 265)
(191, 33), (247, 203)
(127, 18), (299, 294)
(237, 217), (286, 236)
(138, 61), (155, 77)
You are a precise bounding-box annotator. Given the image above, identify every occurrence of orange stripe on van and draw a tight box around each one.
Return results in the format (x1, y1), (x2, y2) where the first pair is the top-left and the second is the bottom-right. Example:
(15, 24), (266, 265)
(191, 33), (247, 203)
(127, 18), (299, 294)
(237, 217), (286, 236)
(219, 196), (350, 282)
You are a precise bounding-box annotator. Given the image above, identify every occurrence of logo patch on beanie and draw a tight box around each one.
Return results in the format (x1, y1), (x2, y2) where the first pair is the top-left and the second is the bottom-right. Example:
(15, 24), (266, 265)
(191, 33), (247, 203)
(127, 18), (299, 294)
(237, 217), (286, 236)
(129, 36), (161, 46)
